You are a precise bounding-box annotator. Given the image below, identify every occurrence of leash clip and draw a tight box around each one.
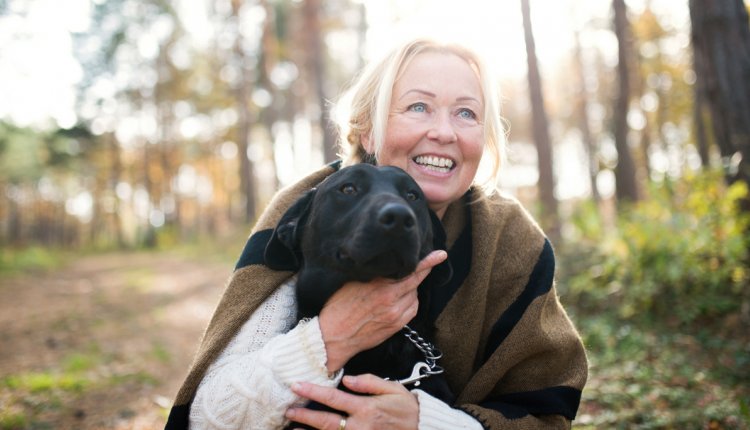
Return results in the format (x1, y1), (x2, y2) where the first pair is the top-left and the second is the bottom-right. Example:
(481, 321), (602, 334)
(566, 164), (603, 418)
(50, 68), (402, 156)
(398, 361), (431, 386)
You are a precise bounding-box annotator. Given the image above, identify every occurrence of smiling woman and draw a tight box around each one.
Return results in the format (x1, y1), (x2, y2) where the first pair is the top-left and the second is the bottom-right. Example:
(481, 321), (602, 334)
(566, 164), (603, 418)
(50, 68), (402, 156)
(365, 50), (488, 218)
(167, 37), (587, 430)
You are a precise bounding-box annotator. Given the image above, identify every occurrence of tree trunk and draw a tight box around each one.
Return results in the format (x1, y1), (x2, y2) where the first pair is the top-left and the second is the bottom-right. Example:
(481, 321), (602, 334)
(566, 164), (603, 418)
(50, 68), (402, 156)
(108, 133), (125, 247)
(612, 0), (640, 204)
(573, 28), (601, 203)
(143, 139), (157, 248)
(689, 0), (750, 200)
(693, 67), (712, 167)
(259, 0), (280, 190)
(231, 0), (257, 223)
(304, 0), (337, 163)
(521, 0), (559, 240)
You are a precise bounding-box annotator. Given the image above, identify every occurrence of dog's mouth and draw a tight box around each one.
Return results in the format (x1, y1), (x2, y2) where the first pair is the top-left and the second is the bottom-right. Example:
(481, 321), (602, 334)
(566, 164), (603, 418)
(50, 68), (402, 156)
(413, 155), (455, 173)
(335, 248), (417, 280)
(335, 249), (354, 265)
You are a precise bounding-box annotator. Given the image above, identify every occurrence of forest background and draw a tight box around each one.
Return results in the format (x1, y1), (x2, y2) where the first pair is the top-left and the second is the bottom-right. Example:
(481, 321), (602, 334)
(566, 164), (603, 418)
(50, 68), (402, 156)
(0, 0), (749, 428)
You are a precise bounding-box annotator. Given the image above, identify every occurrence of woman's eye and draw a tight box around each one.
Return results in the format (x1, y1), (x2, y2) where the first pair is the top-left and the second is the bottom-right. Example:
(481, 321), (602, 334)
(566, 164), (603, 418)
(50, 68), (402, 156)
(458, 108), (476, 120)
(340, 183), (357, 195)
(405, 190), (419, 201)
(408, 102), (427, 113)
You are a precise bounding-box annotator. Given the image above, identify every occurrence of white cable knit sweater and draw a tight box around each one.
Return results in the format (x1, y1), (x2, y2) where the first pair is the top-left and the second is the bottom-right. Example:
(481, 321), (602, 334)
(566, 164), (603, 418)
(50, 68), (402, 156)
(188, 279), (482, 430)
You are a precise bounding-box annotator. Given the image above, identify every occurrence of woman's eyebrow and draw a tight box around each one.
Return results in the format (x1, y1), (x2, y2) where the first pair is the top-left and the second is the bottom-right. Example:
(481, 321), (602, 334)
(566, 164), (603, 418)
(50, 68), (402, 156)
(457, 96), (481, 104)
(399, 89), (481, 105)
(399, 88), (435, 100)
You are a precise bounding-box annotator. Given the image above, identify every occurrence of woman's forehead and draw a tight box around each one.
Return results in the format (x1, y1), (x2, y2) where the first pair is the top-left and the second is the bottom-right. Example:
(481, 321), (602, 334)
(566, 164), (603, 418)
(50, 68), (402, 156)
(394, 51), (483, 103)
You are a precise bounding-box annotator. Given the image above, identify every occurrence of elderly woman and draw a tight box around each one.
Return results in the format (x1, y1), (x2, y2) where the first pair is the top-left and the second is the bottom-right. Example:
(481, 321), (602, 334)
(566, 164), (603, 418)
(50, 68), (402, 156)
(166, 38), (587, 430)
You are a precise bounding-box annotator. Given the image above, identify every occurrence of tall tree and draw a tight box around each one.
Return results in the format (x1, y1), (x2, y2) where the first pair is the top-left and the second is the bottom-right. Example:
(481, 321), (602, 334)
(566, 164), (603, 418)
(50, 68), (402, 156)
(520, 0), (559, 239)
(573, 27), (601, 203)
(690, 0), (750, 203)
(612, 0), (641, 204)
(303, 0), (337, 163)
(230, 0), (258, 223)
(693, 67), (712, 167)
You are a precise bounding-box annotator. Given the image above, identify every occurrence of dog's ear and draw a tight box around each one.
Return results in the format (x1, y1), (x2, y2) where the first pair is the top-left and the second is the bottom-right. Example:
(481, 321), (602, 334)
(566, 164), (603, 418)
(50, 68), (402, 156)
(423, 209), (453, 287)
(264, 188), (317, 271)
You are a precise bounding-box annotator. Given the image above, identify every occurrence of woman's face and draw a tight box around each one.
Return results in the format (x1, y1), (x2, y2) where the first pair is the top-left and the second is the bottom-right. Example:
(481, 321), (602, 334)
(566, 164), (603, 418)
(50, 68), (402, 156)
(370, 51), (485, 218)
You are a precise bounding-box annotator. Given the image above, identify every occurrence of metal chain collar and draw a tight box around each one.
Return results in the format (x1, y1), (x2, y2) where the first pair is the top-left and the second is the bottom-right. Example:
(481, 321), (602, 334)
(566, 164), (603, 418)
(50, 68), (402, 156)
(396, 324), (445, 387)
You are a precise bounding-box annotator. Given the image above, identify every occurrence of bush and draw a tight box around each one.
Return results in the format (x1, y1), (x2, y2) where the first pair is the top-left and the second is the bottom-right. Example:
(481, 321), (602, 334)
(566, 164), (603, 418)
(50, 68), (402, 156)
(560, 170), (750, 325)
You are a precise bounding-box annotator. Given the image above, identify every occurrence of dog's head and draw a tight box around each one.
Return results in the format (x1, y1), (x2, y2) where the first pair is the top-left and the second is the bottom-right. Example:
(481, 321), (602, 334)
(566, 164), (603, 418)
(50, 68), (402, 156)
(265, 164), (451, 286)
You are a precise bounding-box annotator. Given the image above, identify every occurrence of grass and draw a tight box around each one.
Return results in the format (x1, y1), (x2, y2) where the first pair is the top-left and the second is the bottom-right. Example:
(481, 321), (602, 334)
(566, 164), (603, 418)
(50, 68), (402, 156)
(573, 313), (750, 429)
(0, 346), (158, 430)
(0, 246), (69, 277)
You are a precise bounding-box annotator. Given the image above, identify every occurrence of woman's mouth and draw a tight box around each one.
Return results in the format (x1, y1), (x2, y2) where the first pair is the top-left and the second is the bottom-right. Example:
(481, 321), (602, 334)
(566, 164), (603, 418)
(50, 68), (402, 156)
(413, 155), (455, 173)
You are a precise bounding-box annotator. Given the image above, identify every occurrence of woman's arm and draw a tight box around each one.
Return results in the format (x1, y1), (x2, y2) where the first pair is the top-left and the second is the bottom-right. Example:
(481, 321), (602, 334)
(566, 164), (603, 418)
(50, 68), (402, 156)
(413, 390), (484, 430)
(188, 280), (342, 430)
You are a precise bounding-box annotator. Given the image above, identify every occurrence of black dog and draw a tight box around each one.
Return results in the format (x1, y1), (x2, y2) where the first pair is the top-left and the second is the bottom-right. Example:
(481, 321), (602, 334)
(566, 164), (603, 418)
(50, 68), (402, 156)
(264, 164), (454, 411)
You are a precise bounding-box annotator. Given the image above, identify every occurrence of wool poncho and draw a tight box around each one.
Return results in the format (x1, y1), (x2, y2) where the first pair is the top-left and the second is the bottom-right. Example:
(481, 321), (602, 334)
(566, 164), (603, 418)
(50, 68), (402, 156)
(166, 162), (588, 429)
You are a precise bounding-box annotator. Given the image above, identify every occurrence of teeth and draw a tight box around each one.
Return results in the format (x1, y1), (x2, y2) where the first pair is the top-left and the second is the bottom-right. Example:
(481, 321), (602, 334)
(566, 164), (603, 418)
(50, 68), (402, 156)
(414, 156), (454, 172)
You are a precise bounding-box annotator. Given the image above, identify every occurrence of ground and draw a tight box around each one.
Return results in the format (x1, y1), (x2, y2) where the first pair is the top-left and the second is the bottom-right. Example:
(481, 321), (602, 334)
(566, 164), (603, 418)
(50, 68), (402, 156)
(0, 251), (231, 430)
(2, 249), (748, 429)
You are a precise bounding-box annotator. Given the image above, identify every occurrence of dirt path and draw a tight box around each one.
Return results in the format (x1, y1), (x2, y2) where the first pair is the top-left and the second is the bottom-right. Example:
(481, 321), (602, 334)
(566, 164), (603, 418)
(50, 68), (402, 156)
(0, 251), (232, 430)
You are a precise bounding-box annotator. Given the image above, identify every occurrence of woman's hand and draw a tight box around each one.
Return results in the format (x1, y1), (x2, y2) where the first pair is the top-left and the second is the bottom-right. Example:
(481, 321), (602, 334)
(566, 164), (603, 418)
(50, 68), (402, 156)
(286, 374), (419, 429)
(318, 250), (447, 372)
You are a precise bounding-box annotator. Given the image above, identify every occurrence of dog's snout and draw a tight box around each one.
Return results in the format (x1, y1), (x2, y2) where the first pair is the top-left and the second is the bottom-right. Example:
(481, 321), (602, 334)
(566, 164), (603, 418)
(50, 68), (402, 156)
(377, 203), (416, 232)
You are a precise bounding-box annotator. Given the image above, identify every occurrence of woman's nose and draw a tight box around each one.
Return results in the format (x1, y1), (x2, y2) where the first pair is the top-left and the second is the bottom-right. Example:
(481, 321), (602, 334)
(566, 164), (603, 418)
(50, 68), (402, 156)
(426, 111), (457, 143)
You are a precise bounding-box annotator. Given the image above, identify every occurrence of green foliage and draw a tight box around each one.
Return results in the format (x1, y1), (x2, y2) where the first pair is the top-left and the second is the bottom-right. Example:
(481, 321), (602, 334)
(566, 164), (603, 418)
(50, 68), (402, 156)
(560, 170), (750, 427)
(561, 170), (750, 325)
(0, 247), (68, 276)
(0, 122), (47, 184)
(0, 410), (27, 430)
(3, 371), (89, 394)
(0, 346), (158, 428)
(576, 314), (750, 429)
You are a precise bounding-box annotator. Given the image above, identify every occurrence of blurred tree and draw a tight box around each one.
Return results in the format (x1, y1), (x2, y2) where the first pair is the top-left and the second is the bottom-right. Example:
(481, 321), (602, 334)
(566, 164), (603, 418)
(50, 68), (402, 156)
(229, 0), (258, 224)
(74, 0), (186, 247)
(573, 27), (601, 204)
(303, 0), (337, 163)
(521, 0), (560, 240)
(693, 54), (712, 167)
(257, 0), (281, 191)
(0, 122), (46, 245)
(690, 0), (750, 210)
(612, 0), (641, 204)
(632, 3), (697, 180)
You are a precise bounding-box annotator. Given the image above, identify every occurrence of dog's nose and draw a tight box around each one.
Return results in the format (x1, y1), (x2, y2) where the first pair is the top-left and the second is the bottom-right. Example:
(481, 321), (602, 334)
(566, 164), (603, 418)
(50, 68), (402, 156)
(377, 203), (416, 232)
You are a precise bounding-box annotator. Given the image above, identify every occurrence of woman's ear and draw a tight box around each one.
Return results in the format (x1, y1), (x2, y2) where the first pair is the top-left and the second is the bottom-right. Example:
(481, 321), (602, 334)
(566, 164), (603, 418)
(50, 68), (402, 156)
(360, 134), (378, 165)
(361, 133), (373, 154)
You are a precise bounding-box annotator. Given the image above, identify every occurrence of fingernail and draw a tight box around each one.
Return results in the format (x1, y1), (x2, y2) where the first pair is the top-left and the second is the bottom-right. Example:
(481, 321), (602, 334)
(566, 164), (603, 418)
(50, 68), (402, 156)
(285, 408), (297, 419)
(291, 382), (301, 392)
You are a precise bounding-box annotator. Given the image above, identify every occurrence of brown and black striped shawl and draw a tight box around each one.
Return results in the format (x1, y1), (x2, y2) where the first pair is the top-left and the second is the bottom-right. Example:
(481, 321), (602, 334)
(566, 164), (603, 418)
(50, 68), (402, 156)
(166, 161), (588, 429)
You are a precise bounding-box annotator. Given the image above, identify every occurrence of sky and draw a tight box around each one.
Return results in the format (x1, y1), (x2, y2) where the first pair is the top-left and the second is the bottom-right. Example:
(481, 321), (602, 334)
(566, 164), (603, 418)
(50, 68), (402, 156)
(0, 0), (680, 129)
(0, 0), (89, 128)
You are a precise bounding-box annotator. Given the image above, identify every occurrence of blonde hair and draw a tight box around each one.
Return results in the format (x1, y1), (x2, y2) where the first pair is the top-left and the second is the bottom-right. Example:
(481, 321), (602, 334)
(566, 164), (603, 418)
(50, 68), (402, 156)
(332, 38), (507, 195)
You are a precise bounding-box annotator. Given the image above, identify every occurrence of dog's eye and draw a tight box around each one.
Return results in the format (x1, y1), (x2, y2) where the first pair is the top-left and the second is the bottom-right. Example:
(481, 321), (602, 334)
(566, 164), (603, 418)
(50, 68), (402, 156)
(340, 183), (357, 195)
(405, 190), (419, 201)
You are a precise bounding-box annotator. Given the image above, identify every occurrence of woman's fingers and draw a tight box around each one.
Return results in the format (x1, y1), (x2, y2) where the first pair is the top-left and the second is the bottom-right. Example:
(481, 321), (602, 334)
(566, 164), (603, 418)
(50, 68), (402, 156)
(395, 249), (447, 291)
(288, 378), (419, 430)
(286, 382), (358, 428)
(291, 381), (358, 412)
(342, 374), (407, 396)
(414, 249), (448, 277)
(285, 406), (345, 430)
